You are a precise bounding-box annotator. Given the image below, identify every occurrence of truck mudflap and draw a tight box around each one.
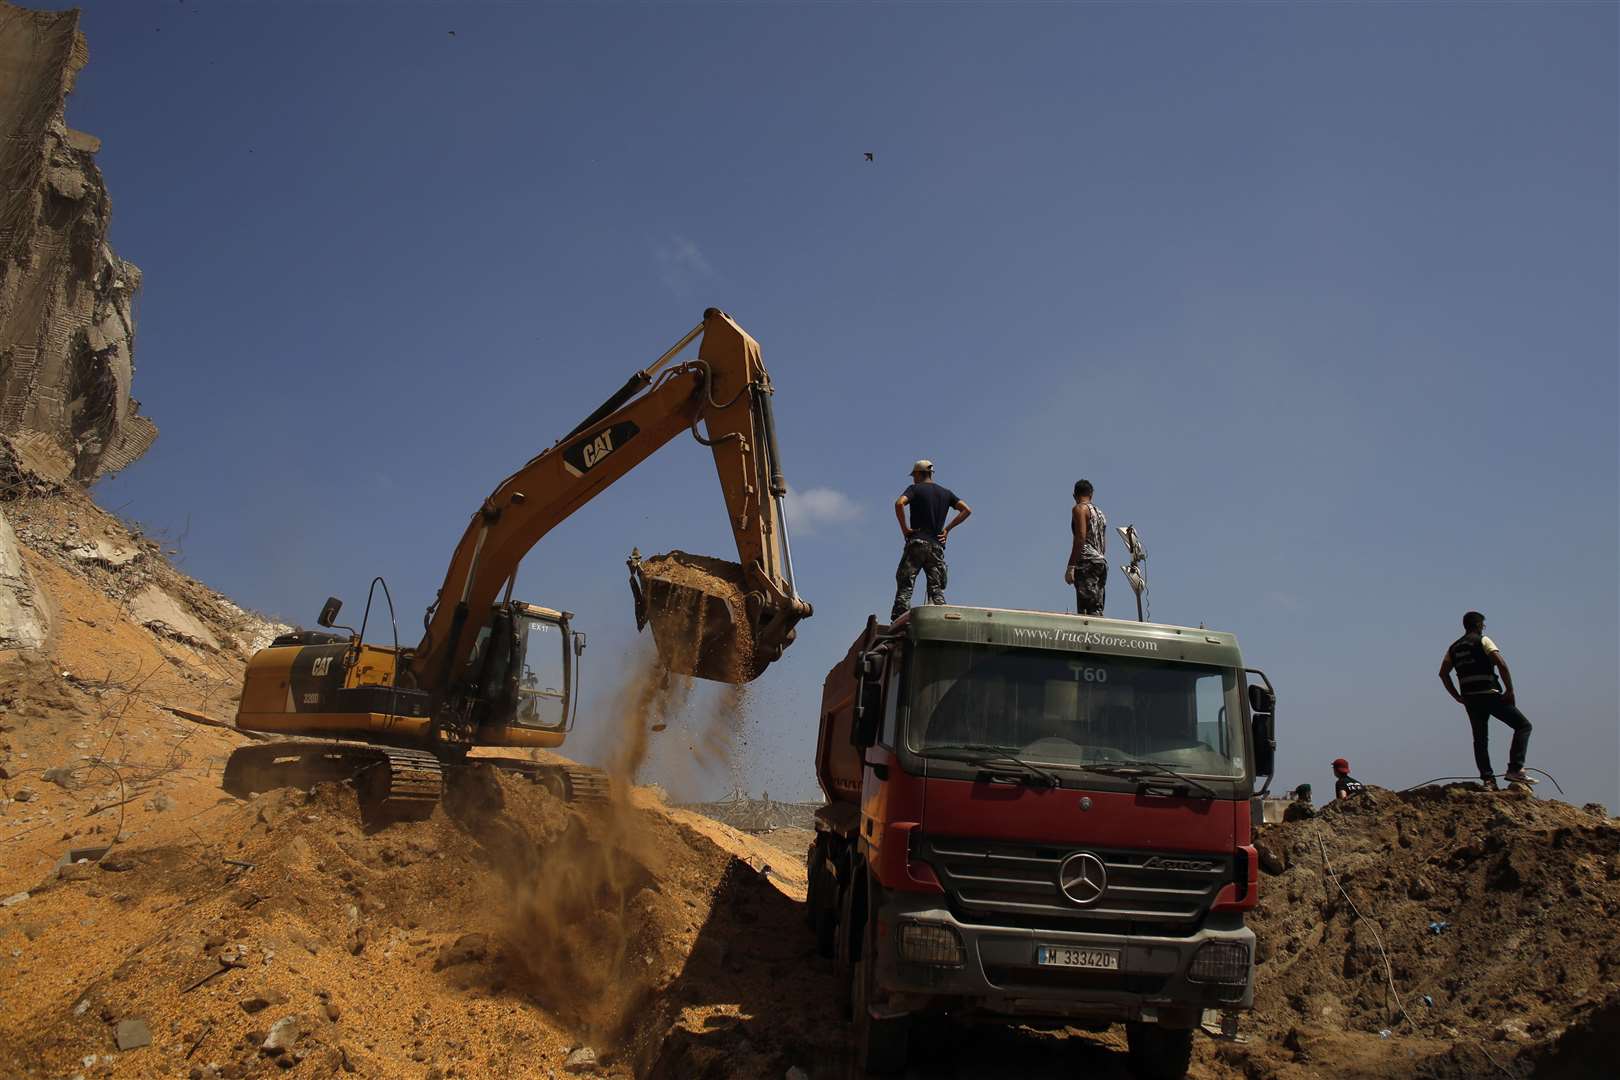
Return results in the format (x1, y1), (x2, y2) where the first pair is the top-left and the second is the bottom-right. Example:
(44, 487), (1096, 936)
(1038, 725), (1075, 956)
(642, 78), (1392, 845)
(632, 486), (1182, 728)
(872, 893), (1254, 1025)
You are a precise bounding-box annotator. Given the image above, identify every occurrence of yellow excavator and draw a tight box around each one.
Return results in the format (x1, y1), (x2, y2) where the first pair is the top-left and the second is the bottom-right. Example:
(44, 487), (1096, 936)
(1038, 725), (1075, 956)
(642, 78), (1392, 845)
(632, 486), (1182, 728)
(225, 309), (812, 816)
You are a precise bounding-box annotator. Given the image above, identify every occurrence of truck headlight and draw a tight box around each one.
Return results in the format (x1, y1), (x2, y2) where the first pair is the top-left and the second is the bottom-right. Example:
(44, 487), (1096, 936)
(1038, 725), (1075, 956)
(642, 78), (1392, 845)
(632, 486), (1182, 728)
(1188, 941), (1250, 985)
(897, 922), (964, 967)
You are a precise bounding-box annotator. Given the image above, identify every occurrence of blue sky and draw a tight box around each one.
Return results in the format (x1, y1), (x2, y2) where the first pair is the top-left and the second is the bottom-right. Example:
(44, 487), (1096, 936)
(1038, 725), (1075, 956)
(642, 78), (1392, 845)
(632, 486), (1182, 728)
(56, 1), (1616, 806)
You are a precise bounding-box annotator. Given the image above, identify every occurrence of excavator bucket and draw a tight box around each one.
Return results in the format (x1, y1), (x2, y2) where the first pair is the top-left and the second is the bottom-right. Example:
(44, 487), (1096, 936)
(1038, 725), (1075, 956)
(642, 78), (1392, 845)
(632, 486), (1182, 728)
(629, 550), (762, 683)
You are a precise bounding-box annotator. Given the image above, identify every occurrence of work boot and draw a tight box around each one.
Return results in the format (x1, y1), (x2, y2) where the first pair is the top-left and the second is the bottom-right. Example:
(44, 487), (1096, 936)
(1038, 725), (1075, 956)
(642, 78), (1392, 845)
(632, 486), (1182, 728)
(1480, 777), (1501, 792)
(1503, 769), (1536, 785)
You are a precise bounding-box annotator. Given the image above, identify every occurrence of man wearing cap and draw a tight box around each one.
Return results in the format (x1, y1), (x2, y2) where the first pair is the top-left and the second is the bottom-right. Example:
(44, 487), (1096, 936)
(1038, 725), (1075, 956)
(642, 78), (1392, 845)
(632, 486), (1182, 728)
(1332, 758), (1366, 800)
(891, 460), (972, 620)
(1438, 611), (1534, 790)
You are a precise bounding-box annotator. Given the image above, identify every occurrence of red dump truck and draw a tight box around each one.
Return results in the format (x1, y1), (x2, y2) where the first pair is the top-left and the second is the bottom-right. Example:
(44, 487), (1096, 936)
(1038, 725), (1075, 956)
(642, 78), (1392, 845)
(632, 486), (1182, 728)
(805, 606), (1276, 1078)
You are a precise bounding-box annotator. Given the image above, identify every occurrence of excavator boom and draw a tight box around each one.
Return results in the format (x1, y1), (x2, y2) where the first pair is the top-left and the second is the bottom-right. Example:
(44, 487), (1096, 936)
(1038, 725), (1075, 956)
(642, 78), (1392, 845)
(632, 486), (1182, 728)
(415, 308), (811, 698)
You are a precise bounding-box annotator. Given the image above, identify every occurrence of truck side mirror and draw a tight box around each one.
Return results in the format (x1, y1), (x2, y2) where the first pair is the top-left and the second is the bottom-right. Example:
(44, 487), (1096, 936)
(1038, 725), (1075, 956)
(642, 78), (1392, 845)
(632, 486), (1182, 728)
(851, 651), (885, 749)
(317, 597), (343, 628)
(573, 632), (587, 656)
(1248, 683), (1276, 778)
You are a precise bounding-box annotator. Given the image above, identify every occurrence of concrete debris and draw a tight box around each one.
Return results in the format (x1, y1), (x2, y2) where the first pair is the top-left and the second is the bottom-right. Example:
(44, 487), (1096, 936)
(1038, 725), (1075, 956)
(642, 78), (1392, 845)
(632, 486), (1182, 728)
(260, 1015), (305, 1055)
(114, 1017), (151, 1050)
(563, 1046), (598, 1073)
(128, 585), (220, 650)
(66, 538), (139, 567)
(0, 3), (156, 482)
(1, 890), (28, 907)
(0, 508), (50, 649)
(238, 988), (288, 1014)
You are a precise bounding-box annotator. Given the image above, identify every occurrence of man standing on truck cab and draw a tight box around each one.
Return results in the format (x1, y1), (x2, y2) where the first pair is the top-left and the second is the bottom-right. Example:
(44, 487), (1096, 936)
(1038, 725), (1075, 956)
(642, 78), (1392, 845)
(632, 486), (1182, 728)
(1438, 611), (1535, 790)
(1065, 479), (1108, 616)
(891, 460), (972, 620)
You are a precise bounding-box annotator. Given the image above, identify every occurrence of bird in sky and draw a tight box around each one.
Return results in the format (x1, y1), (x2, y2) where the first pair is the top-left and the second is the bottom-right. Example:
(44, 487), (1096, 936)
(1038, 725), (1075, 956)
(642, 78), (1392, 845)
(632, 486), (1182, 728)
(864, 152), (874, 162)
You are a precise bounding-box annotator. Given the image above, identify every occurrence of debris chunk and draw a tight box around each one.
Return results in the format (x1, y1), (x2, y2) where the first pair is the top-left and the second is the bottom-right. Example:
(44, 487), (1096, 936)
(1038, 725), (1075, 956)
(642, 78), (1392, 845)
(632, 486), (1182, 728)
(564, 1046), (598, 1073)
(238, 988), (288, 1014)
(433, 932), (487, 970)
(115, 1017), (152, 1050)
(260, 1015), (305, 1055)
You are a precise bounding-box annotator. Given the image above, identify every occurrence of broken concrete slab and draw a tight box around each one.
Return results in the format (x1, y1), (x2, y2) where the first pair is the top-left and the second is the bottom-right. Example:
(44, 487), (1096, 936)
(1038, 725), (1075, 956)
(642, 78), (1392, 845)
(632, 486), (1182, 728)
(0, 509), (50, 650)
(66, 538), (140, 568)
(128, 586), (219, 650)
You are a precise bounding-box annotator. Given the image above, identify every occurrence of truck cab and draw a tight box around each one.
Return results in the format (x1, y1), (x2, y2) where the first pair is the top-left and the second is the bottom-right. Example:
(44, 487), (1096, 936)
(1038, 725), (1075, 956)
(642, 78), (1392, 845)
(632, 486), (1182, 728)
(805, 606), (1277, 1078)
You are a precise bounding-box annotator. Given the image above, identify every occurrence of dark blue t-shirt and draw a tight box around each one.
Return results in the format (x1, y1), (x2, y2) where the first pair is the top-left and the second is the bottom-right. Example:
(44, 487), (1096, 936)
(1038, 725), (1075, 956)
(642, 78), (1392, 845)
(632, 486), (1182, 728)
(903, 482), (960, 542)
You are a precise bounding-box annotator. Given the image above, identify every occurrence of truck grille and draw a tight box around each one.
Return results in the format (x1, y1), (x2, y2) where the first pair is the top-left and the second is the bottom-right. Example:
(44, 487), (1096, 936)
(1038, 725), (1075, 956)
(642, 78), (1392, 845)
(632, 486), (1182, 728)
(918, 836), (1232, 936)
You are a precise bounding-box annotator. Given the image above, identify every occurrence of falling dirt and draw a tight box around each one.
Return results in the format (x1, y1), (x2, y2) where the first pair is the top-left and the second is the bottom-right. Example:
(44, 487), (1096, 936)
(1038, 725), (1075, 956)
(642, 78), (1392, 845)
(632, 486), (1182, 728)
(634, 551), (755, 684)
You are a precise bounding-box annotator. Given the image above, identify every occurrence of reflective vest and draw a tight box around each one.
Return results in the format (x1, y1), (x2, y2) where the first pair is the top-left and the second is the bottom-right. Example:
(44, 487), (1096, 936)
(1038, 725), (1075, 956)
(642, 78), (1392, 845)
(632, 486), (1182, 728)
(1449, 634), (1501, 695)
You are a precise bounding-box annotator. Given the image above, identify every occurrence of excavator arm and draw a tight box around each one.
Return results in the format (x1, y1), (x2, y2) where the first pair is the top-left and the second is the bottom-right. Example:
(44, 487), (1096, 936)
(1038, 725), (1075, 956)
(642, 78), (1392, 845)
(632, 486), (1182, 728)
(413, 308), (811, 703)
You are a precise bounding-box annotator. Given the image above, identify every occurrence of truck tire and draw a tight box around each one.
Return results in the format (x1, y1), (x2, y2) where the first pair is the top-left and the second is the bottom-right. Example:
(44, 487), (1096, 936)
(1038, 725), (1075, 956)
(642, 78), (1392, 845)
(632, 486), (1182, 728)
(805, 837), (837, 958)
(835, 873), (859, 1019)
(852, 915), (909, 1075)
(1124, 1022), (1193, 1080)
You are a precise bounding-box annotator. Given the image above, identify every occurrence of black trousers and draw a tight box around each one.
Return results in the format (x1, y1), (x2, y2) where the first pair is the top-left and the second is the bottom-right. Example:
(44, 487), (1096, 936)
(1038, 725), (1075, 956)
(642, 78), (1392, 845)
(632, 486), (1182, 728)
(1462, 693), (1532, 779)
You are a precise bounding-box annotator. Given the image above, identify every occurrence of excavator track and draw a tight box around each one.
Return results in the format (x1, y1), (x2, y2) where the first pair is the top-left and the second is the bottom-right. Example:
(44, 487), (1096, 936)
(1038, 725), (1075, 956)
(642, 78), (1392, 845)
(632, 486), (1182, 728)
(359, 746), (443, 820)
(474, 758), (613, 803)
(223, 740), (442, 820)
(224, 742), (606, 815)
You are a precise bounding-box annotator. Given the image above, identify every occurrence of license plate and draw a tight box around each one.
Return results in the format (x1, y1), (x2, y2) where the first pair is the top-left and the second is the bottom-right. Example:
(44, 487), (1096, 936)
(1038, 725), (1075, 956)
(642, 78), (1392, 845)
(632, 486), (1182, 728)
(1035, 945), (1120, 970)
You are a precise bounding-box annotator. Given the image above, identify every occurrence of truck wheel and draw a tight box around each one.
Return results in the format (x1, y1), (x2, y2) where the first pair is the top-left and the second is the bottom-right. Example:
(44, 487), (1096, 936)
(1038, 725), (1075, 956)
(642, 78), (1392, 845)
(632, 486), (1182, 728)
(805, 839), (838, 958)
(1124, 1022), (1193, 1080)
(834, 876), (858, 1019)
(852, 917), (909, 1075)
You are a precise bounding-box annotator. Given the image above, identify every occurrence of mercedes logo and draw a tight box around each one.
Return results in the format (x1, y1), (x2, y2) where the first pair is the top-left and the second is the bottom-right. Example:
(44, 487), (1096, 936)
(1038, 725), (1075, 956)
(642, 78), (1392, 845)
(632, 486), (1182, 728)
(1058, 851), (1108, 906)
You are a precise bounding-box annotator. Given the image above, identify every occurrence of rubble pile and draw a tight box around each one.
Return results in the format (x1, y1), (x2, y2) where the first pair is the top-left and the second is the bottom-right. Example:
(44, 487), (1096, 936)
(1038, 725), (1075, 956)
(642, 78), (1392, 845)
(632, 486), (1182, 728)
(0, 2), (156, 483)
(1207, 786), (1620, 1079)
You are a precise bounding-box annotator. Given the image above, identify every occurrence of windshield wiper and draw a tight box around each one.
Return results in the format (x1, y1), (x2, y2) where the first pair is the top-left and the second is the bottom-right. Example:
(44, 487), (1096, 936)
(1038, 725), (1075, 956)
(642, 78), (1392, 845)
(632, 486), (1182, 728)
(923, 744), (1060, 789)
(1079, 759), (1220, 799)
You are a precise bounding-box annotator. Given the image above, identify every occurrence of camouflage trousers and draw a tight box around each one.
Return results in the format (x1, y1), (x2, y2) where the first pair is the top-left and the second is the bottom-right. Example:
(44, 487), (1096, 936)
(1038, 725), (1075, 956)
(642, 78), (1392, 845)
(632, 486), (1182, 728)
(892, 537), (948, 620)
(1074, 559), (1107, 616)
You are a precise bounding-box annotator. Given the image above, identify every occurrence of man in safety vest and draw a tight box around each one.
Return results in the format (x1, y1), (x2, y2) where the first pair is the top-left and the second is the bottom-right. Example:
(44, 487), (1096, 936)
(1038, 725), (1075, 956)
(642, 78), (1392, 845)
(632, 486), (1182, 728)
(1438, 611), (1534, 790)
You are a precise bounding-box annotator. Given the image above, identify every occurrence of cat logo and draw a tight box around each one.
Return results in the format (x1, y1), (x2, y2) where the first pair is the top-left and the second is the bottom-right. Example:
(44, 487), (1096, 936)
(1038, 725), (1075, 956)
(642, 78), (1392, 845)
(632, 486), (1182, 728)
(311, 656), (334, 677)
(562, 420), (640, 477)
(582, 430), (615, 467)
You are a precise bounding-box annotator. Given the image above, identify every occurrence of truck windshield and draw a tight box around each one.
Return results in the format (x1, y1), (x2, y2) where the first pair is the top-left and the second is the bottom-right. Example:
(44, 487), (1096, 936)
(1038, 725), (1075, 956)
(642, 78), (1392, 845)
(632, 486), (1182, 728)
(513, 615), (568, 730)
(907, 642), (1243, 778)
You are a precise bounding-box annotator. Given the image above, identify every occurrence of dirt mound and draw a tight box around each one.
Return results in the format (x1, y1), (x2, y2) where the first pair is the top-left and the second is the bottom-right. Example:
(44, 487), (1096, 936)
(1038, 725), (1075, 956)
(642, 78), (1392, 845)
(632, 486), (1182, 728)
(1205, 786), (1620, 1079)
(0, 765), (838, 1079)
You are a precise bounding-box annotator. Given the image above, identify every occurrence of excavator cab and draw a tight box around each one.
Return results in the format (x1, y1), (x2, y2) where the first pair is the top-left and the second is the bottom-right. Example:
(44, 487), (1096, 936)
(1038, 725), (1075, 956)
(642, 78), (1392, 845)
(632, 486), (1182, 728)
(469, 603), (582, 732)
